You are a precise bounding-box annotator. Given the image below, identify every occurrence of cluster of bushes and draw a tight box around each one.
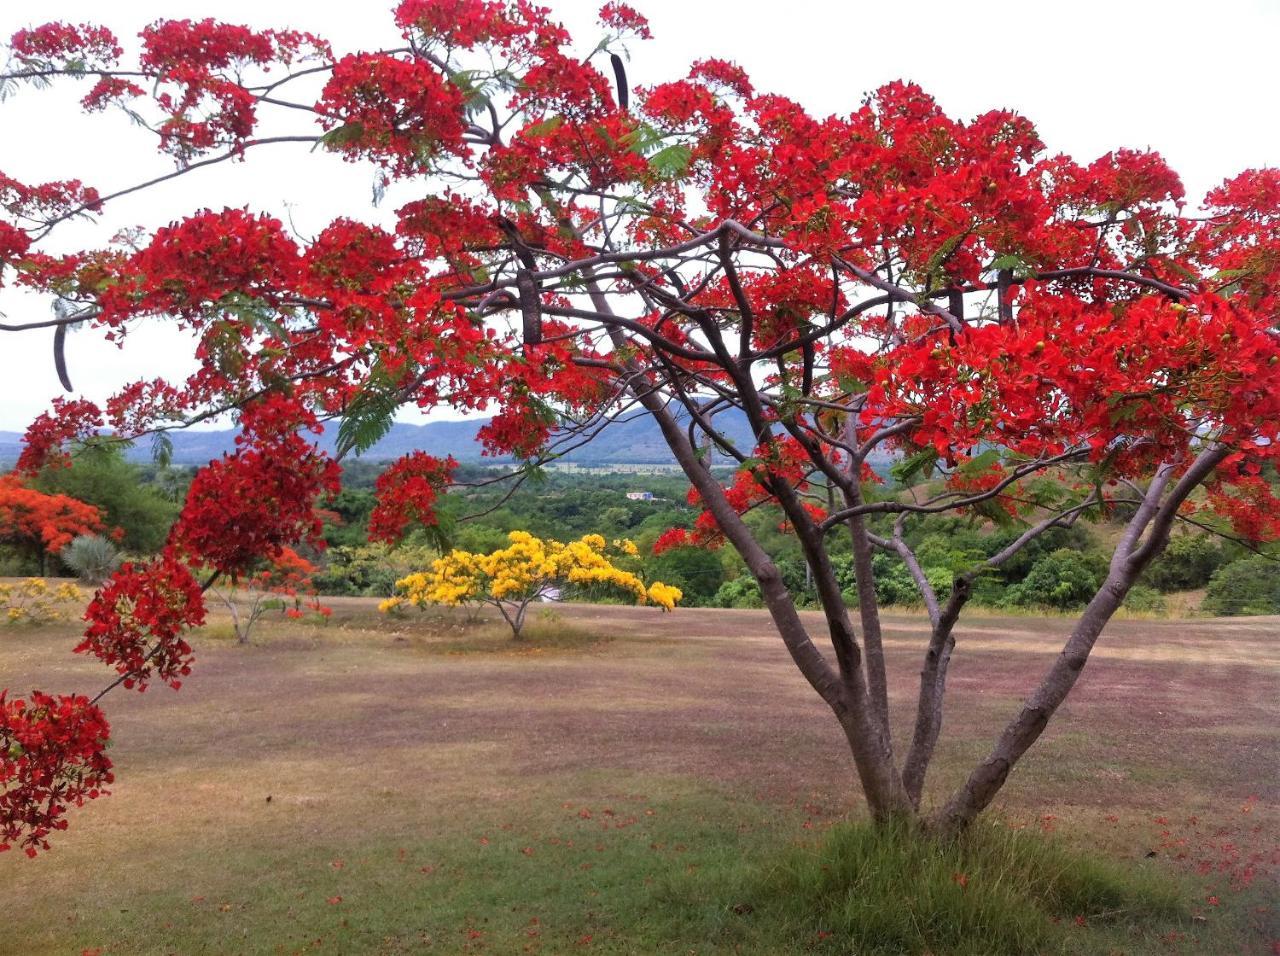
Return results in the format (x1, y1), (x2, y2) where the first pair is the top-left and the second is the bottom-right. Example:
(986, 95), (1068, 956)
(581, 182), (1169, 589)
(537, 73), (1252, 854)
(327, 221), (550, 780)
(1, 442), (180, 580)
(1, 578), (85, 625)
(6, 447), (1275, 619)
(668, 519), (1276, 617)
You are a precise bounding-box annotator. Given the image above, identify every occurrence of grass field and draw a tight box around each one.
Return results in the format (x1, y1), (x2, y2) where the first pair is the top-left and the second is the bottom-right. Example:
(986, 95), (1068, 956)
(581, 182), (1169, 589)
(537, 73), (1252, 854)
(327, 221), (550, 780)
(1, 597), (1276, 954)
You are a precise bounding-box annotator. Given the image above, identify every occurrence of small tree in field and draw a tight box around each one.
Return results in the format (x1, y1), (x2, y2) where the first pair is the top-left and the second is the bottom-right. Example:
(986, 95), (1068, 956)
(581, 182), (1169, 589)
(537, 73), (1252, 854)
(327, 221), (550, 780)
(0, 3), (1277, 855)
(214, 546), (325, 644)
(382, 531), (681, 638)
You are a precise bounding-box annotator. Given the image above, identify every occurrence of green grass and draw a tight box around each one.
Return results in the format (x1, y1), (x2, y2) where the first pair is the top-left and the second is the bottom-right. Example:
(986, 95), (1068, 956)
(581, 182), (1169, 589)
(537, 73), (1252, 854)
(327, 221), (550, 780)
(11, 779), (1260, 956)
(747, 818), (1190, 955)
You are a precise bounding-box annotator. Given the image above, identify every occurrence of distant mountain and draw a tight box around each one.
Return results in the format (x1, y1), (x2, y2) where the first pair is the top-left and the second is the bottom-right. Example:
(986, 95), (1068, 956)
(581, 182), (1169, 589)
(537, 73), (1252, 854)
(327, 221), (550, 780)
(0, 407), (894, 470)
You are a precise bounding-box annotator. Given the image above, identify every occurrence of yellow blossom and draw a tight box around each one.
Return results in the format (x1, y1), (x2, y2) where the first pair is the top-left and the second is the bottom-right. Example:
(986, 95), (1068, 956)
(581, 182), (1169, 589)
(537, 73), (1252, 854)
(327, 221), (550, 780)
(380, 530), (681, 637)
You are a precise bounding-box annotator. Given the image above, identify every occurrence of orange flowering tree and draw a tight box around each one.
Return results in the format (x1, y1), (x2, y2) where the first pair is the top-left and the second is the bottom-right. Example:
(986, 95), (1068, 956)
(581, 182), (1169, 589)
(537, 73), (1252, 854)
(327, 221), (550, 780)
(0, 475), (102, 575)
(0, 2), (1277, 855)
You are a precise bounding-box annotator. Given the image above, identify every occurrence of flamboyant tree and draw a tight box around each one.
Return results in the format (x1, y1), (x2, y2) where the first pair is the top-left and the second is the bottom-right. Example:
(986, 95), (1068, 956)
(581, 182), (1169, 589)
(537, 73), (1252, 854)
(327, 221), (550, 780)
(0, 3), (1277, 854)
(214, 546), (326, 644)
(0, 475), (102, 574)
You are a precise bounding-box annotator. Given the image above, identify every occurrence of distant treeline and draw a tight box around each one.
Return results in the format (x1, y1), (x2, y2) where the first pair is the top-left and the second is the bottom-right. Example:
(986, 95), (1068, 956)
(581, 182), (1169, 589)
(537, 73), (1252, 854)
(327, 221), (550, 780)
(4, 445), (1277, 617)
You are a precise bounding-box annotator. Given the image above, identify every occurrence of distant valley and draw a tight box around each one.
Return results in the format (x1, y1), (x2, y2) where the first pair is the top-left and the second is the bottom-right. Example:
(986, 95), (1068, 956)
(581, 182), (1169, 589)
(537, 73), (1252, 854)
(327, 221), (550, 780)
(0, 407), (894, 471)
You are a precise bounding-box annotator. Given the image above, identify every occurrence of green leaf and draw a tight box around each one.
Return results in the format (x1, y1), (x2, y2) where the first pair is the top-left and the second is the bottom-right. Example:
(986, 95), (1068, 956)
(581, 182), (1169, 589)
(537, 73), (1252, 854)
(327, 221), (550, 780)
(336, 380), (401, 459)
(621, 120), (667, 156)
(151, 432), (174, 469)
(319, 123), (366, 148)
(522, 115), (564, 138)
(891, 447), (939, 485)
(958, 448), (1002, 475)
(972, 498), (1017, 529)
(648, 144), (692, 180)
(218, 292), (290, 341)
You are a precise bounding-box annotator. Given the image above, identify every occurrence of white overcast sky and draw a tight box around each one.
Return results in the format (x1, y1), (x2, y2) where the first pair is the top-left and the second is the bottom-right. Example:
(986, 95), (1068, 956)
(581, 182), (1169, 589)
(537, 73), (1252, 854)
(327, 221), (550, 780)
(0, 0), (1276, 432)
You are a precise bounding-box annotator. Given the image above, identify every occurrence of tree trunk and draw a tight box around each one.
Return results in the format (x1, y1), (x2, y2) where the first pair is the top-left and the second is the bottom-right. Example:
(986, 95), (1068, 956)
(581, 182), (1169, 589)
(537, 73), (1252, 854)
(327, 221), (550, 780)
(930, 574), (1129, 836)
(930, 449), (1226, 835)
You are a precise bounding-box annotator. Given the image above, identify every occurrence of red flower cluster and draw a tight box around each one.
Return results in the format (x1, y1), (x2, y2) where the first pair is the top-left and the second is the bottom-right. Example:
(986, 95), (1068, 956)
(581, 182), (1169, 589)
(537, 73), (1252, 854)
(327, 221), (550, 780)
(368, 452), (457, 542)
(77, 552), (207, 692)
(139, 19), (328, 74)
(0, 221), (30, 284)
(651, 527), (690, 555)
(394, 0), (522, 48)
(9, 22), (121, 66)
(14, 398), (103, 475)
(0, 172), (101, 221)
(170, 402), (340, 575)
(317, 54), (468, 176)
(0, 691), (113, 857)
(136, 19), (330, 158)
(599, 3), (652, 39)
(98, 209), (299, 325)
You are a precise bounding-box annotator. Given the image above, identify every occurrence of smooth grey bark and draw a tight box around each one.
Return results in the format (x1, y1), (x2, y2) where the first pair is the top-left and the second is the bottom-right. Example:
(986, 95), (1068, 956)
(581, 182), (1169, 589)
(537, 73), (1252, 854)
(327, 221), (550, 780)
(583, 274), (912, 820)
(931, 446), (1229, 834)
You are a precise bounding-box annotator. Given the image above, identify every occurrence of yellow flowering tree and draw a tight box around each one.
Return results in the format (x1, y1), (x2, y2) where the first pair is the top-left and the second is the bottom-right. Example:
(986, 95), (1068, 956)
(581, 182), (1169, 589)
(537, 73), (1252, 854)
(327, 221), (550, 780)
(1, 578), (84, 625)
(381, 531), (682, 638)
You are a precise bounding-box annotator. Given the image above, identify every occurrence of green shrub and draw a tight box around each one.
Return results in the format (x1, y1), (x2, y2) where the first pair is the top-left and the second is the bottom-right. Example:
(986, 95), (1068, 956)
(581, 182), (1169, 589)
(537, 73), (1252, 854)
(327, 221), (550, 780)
(1004, 548), (1106, 610)
(1122, 583), (1167, 614)
(1202, 555), (1280, 615)
(647, 545), (726, 607)
(1142, 533), (1226, 592)
(60, 534), (122, 585)
(855, 553), (952, 607)
(713, 575), (763, 609)
(312, 543), (438, 597)
(984, 524), (1093, 582)
(34, 441), (178, 553)
(751, 819), (1183, 956)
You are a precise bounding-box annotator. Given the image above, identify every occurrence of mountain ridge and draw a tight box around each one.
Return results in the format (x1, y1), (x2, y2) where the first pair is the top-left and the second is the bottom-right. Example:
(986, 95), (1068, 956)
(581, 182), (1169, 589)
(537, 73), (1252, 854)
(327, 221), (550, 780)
(1, 408), (892, 469)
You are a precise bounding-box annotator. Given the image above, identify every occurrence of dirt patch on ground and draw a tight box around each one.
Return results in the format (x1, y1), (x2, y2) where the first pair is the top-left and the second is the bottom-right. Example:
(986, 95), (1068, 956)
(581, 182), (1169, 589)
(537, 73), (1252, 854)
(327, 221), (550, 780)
(3, 601), (1275, 815)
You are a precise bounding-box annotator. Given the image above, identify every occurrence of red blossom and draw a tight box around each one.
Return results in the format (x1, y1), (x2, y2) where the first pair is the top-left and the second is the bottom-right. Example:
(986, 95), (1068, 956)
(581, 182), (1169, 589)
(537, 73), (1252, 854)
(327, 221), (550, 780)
(169, 405), (340, 575)
(651, 527), (691, 555)
(15, 398), (103, 474)
(9, 22), (120, 65)
(599, 3), (652, 39)
(98, 208), (299, 324)
(394, 0), (526, 48)
(0, 475), (102, 556)
(77, 552), (207, 691)
(368, 452), (457, 543)
(0, 690), (113, 857)
(317, 53), (467, 176)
